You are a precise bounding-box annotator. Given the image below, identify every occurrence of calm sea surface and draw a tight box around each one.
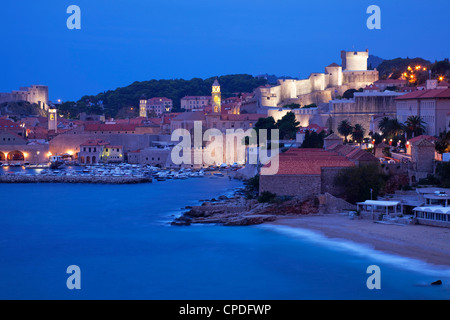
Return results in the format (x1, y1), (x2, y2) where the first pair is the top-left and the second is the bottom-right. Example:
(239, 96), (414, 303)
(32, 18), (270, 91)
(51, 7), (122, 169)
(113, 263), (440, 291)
(0, 175), (449, 300)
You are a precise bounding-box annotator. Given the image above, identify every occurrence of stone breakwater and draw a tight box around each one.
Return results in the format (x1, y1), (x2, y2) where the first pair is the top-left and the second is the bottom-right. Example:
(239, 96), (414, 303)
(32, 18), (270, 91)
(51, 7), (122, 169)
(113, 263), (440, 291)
(0, 175), (152, 184)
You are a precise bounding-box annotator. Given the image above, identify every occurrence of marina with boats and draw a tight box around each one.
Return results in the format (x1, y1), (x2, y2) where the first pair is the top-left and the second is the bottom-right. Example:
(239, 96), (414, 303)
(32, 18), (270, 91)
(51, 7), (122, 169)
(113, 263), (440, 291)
(0, 162), (242, 184)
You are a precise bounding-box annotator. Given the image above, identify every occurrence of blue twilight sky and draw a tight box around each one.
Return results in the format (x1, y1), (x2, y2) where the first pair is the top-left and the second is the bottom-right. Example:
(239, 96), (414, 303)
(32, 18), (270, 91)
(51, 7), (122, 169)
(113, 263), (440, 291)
(0, 0), (449, 102)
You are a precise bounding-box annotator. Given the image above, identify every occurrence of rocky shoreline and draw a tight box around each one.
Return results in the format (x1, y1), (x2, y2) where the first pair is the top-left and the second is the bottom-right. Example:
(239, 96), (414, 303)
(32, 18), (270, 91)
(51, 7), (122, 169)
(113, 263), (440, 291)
(0, 175), (152, 184)
(171, 187), (340, 226)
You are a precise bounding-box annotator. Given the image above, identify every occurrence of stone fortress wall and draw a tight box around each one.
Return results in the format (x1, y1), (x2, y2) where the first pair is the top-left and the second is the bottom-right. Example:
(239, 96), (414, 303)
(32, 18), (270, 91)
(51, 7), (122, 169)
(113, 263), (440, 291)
(256, 49), (379, 109)
(0, 85), (49, 110)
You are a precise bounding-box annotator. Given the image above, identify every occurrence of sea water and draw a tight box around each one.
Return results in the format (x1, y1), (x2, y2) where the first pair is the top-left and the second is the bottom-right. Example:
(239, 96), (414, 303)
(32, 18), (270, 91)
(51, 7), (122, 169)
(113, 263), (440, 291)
(0, 178), (449, 300)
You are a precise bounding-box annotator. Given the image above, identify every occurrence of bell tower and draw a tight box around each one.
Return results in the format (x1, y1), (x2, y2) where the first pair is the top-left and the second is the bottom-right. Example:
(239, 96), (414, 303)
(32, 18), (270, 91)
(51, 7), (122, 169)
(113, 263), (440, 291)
(48, 109), (57, 132)
(139, 95), (147, 118)
(212, 79), (221, 113)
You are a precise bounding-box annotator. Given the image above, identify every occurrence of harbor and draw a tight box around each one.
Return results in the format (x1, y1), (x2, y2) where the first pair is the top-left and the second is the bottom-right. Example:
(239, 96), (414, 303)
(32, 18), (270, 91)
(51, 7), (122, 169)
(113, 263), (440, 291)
(0, 162), (242, 184)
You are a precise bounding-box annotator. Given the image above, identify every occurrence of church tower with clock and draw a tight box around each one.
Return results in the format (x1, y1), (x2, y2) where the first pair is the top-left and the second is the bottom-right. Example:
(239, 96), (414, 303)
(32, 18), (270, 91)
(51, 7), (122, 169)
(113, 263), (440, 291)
(212, 79), (221, 113)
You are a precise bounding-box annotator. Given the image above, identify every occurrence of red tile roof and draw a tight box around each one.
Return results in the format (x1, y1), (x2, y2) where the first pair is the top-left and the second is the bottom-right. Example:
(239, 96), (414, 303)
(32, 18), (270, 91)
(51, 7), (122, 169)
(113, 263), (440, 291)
(408, 135), (438, 144)
(395, 88), (450, 100)
(345, 148), (378, 161)
(0, 119), (21, 129)
(298, 123), (327, 134)
(220, 114), (265, 121)
(80, 139), (110, 147)
(84, 123), (137, 132)
(364, 84), (380, 91)
(265, 148), (355, 175)
(374, 79), (408, 84)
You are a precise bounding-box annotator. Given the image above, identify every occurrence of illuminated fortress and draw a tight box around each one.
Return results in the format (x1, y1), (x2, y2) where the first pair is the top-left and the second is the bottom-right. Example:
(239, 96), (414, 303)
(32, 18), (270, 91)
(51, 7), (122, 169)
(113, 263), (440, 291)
(255, 49), (379, 108)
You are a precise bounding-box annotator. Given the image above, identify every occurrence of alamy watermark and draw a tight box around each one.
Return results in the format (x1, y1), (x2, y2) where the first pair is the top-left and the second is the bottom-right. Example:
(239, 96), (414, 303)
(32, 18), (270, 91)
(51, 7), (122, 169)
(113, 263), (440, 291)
(66, 265), (81, 290)
(171, 121), (280, 175)
(366, 265), (381, 290)
(67, 5), (81, 30)
(366, 5), (381, 30)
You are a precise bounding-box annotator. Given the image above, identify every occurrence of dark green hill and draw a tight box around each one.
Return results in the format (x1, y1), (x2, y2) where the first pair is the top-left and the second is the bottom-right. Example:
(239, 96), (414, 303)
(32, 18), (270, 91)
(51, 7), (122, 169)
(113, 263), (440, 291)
(61, 74), (267, 118)
(377, 57), (432, 79)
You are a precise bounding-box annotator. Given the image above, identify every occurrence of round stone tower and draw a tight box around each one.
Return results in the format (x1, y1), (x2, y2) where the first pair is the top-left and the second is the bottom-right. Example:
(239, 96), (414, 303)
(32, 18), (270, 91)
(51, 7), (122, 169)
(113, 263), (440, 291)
(341, 49), (369, 71)
(325, 63), (343, 87)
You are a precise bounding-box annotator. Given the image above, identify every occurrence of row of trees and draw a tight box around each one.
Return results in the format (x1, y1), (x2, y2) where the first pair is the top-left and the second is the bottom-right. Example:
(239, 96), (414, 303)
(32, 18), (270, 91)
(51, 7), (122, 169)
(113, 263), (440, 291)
(253, 112), (300, 141)
(378, 116), (426, 140)
(336, 115), (428, 146)
(336, 120), (366, 144)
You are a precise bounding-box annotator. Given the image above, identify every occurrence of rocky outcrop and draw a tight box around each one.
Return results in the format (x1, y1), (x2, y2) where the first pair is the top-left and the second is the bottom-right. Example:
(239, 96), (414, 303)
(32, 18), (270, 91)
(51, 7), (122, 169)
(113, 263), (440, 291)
(171, 190), (321, 227)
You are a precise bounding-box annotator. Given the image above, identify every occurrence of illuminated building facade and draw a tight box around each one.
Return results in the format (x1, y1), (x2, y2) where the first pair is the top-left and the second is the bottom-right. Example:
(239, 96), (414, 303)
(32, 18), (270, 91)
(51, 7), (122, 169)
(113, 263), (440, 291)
(48, 109), (58, 132)
(212, 79), (221, 113)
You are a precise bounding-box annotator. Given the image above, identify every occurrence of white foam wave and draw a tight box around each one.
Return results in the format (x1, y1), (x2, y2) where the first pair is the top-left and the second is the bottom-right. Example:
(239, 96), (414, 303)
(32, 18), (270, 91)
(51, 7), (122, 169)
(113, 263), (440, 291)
(259, 224), (450, 278)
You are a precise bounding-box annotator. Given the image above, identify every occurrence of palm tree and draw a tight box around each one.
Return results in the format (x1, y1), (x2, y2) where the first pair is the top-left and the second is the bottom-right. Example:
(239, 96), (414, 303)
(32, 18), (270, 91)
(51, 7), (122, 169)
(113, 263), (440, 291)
(378, 116), (391, 136)
(378, 117), (404, 139)
(352, 124), (365, 144)
(337, 119), (353, 143)
(389, 119), (405, 137)
(404, 116), (426, 138)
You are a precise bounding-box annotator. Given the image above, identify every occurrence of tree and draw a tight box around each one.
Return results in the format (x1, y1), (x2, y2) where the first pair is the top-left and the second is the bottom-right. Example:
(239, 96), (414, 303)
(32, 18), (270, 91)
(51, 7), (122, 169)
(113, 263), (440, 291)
(388, 119), (405, 138)
(337, 120), (353, 143)
(352, 124), (365, 144)
(343, 88), (363, 99)
(371, 132), (383, 144)
(254, 116), (277, 143)
(283, 103), (301, 109)
(404, 115), (426, 139)
(301, 130), (326, 148)
(435, 131), (450, 154)
(334, 164), (387, 204)
(435, 162), (450, 188)
(431, 59), (450, 77)
(378, 116), (391, 135)
(276, 112), (300, 140)
(378, 117), (404, 140)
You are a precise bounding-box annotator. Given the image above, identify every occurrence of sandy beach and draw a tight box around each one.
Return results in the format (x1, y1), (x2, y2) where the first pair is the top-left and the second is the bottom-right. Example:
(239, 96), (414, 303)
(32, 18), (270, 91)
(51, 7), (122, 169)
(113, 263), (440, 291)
(268, 214), (450, 267)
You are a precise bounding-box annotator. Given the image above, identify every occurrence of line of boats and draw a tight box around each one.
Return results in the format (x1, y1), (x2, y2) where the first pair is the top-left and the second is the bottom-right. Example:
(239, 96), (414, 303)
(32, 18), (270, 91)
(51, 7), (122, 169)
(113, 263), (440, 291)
(1, 162), (235, 180)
